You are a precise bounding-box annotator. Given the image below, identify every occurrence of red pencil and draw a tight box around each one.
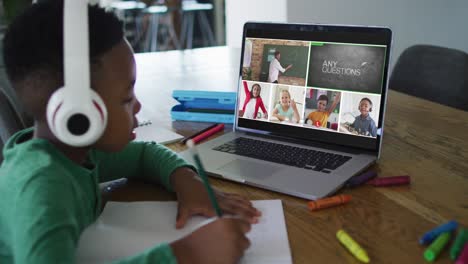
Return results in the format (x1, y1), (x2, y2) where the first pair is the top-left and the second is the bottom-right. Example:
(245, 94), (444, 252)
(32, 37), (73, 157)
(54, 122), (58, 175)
(191, 124), (225, 144)
(181, 123), (219, 144)
(367, 175), (410, 187)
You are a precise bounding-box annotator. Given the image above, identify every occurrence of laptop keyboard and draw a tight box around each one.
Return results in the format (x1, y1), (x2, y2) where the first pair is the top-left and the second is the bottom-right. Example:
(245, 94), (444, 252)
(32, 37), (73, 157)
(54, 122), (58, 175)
(212, 137), (352, 173)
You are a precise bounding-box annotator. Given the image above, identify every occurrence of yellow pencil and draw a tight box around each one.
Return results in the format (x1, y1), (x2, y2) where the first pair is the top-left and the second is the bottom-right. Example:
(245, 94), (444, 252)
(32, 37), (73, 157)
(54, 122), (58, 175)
(336, 229), (370, 263)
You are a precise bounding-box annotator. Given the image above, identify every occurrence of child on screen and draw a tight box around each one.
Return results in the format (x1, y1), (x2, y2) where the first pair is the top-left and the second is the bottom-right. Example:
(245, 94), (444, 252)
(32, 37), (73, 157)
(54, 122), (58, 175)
(351, 97), (377, 137)
(272, 90), (300, 123)
(241, 81), (268, 120)
(306, 92), (341, 128)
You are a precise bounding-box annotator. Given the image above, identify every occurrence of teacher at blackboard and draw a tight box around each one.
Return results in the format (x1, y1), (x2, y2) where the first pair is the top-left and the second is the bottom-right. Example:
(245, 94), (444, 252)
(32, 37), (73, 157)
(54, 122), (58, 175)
(268, 51), (293, 83)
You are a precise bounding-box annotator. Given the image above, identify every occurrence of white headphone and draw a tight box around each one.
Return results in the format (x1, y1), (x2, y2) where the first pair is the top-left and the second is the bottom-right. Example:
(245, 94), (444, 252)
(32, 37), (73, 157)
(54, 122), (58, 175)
(46, 0), (107, 147)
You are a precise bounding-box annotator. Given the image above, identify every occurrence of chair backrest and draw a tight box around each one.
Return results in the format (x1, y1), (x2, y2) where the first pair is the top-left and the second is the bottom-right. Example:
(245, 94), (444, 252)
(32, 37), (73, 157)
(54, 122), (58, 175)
(389, 45), (468, 111)
(0, 87), (26, 163)
(1, 28), (32, 163)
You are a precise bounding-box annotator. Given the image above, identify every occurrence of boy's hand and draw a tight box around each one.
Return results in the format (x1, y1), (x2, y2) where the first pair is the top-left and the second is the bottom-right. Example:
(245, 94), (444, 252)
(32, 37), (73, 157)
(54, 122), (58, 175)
(170, 217), (251, 264)
(170, 168), (261, 229)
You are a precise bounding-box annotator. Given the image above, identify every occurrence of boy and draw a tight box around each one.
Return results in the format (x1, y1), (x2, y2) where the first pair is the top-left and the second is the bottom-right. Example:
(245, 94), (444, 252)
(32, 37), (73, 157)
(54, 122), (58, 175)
(306, 92), (341, 128)
(351, 98), (377, 137)
(0, 2), (260, 264)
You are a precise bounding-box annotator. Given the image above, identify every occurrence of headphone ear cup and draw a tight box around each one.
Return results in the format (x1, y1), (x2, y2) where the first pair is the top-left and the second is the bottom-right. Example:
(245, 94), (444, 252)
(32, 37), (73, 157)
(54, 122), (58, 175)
(46, 88), (66, 137)
(89, 89), (108, 126)
(369, 107), (372, 112)
(46, 87), (107, 146)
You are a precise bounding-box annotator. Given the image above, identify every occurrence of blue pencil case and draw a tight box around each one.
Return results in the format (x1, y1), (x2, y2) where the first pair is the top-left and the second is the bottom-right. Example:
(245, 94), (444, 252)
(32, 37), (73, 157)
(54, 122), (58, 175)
(171, 90), (237, 123)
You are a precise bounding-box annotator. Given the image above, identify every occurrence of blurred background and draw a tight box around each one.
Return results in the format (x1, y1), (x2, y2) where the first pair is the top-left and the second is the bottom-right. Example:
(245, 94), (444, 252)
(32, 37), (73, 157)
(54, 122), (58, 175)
(98, 0), (224, 52)
(0, 0), (226, 53)
(2, 0), (467, 64)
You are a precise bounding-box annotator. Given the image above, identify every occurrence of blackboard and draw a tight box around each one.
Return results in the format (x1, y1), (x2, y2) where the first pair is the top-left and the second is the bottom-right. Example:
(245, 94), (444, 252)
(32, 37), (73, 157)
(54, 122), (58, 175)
(260, 45), (309, 81)
(307, 43), (386, 93)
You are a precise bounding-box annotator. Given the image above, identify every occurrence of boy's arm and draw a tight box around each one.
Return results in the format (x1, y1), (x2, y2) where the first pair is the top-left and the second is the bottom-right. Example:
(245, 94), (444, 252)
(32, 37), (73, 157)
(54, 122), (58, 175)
(327, 92), (341, 115)
(92, 141), (195, 192)
(12, 170), (180, 264)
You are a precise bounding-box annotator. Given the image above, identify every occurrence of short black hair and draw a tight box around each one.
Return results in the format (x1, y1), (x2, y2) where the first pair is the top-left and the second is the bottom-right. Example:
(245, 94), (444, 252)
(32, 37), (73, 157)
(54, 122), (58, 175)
(317, 94), (329, 104)
(2, 1), (124, 117)
(360, 97), (373, 106)
(3, 1), (124, 83)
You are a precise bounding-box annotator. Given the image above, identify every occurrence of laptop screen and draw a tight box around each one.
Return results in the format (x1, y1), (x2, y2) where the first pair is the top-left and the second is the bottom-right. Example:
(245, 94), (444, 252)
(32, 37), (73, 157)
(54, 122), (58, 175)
(237, 23), (392, 152)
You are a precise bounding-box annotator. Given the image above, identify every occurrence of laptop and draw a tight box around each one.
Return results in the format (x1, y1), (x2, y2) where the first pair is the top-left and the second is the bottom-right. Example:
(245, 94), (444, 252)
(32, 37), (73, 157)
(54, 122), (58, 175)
(181, 22), (392, 200)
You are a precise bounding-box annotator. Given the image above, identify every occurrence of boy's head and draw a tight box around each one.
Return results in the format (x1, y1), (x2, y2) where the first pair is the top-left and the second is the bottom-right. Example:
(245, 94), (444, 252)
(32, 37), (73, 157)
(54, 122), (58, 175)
(274, 51), (281, 60)
(358, 98), (373, 116)
(316, 94), (329, 112)
(251, 83), (261, 98)
(3, 1), (141, 151)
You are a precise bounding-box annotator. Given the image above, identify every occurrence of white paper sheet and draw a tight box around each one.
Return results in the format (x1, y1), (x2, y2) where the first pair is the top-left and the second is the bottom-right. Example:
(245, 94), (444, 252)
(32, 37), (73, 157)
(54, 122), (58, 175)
(76, 200), (292, 264)
(134, 121), (183, 145)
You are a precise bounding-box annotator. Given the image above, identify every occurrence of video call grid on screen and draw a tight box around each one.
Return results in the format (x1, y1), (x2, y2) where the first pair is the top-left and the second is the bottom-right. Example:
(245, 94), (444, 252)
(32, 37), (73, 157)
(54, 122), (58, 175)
(240, 37), (387, 139)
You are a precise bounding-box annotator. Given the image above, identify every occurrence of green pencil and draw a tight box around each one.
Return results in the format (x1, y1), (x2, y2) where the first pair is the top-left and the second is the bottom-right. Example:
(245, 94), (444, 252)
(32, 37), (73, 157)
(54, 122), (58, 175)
(187, 140), (223, 217)
(424, 232), (451, 262)
(450, 228), (468, 260)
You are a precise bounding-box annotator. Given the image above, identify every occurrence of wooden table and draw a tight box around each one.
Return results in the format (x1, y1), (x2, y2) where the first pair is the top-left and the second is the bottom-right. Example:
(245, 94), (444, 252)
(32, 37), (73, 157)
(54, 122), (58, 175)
(111, 46), (468, 263)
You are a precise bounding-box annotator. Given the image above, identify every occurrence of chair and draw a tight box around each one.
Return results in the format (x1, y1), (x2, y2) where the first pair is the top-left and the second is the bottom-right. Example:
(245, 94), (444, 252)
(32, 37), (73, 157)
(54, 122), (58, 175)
(0, 88), (27, 163)
(143, 5), (179, 52)
(180, 0), (215, 49)
(109, 1), (147, 52)
(389, 45), (468, 111)
(1, 30), (33, 163)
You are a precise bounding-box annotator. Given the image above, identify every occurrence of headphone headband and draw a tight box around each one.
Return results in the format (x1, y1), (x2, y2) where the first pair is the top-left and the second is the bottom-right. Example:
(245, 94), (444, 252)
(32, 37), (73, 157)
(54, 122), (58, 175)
(46, 0), (108, 147)
(64, 0), (90, 100)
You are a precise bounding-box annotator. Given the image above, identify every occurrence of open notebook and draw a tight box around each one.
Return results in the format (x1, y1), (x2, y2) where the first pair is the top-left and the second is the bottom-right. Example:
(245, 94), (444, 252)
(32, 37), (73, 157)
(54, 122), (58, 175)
(134, 120), (183, 145)
(76, 200), (292, 264)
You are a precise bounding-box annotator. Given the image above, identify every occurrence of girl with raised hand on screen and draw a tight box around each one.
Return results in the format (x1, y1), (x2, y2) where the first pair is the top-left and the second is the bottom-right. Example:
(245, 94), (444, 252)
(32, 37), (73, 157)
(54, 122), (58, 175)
(241, 82), (268, 120)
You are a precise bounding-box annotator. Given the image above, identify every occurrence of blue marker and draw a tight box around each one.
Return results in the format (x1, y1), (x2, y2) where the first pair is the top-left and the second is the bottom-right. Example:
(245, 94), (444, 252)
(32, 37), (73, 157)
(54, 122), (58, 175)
(103, 178), (128, 193)
(419, 220), (458, 245)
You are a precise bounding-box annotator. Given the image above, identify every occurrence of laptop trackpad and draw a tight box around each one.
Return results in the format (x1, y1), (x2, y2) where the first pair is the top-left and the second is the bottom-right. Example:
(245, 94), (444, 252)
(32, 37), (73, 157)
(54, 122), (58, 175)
(217, 159), (279, 180)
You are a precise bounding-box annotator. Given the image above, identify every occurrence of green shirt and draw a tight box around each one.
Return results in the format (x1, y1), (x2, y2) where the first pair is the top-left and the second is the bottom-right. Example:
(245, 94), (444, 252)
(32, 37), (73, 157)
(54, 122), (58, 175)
(0, 128), (192, 264)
